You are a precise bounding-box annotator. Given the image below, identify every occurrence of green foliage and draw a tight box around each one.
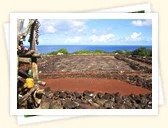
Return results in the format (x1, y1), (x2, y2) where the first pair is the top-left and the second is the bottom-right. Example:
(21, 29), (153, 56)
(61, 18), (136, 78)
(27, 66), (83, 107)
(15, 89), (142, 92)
(46, 47), (152, 57)
(112, 47), (152, 57)
(132, 47), (152, 57)
(112, 50), (132, 55)
(47, 48), (68, 55)
(73, 49), (106, 54)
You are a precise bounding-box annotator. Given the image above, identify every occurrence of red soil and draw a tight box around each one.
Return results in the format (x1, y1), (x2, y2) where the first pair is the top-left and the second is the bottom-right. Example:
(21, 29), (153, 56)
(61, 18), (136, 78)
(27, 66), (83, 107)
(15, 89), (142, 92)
(42, 78), (150, 96)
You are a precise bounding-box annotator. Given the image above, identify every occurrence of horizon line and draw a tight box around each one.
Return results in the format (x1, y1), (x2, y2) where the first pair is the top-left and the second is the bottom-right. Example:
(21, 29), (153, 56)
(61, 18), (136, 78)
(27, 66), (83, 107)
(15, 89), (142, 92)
(25, 44), (152, 46)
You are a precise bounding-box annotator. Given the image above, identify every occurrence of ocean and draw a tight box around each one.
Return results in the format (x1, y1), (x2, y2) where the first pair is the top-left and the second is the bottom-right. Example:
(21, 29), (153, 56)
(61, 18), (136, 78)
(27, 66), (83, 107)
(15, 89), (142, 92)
(33, 45), (152, 54)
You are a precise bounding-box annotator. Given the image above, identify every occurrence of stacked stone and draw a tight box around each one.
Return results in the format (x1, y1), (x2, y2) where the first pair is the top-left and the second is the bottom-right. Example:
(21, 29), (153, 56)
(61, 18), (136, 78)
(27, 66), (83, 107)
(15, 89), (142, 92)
(40, 88), (152, 109)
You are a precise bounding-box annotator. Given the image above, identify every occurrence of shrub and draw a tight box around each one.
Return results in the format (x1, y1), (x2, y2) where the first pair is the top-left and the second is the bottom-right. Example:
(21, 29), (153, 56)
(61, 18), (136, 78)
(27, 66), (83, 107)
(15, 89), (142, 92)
(73, 49), (106, 54)
(47, 48), (68, 55)
(132, 47), (152, 57)
(112, 50), (132, 55)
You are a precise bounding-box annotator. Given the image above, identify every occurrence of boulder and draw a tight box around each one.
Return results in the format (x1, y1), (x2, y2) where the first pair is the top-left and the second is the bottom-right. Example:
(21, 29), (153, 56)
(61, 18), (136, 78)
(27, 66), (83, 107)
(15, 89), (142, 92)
(63, 100), (79, 109)
(49, 100), (63, 109)
(94, 99), (107, 106)
(102, 93), (112, 100)
(41, 96), (51, 109)
(97, 92), (104, 99)
(59, 91), (67, 99)
(54, 91), (60, 98)
(103, 101), (115, 109)
(83, 90), (94, 97)
(73, 92), (82, 99)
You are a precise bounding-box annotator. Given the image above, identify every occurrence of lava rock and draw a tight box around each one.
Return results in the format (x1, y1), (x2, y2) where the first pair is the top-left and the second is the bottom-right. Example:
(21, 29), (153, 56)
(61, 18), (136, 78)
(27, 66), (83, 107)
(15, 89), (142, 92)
(63, 100), (79, 109)
(54, 91), (60, 97)
(41, 96), (51, 109)
(59, 91), (67, 98)
(49, 100), (63, 109)
(97, 92), (104, 99)
(103, 101), (115, 109)
(102, 93), (112, 100)
(73, 92), (82, 99)
(83, 90), (94, 97)
(44, 87), (54, 98)
(94, 99), (107, 106)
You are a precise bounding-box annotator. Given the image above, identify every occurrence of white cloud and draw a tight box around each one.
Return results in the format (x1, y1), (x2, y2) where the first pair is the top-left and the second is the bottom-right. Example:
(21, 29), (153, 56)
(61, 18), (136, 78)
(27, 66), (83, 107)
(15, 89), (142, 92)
(44, 25), (57, 33)
(126, 32), (142, 41)
(68, 20), (86, 32)
(70, 20), (84, 27)
(90, 33), (115, 42)
(39, 19), (86, 34)
(132, 20), (151, 27)
(131, 32), (142, 40)
(23, 19), (30, 29)
(65, 36), (82, 43)
(92, 29), (97, 34)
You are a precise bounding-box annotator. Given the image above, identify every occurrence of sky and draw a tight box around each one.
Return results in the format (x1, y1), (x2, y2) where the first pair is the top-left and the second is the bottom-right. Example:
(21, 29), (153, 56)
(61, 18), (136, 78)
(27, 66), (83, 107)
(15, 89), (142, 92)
(23, 19), (152, 46)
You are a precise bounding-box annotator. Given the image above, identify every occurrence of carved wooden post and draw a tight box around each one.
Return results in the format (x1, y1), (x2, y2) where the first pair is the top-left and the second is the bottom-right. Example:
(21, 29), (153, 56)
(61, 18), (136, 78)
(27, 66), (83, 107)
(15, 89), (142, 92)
(29, 20), (39, 81)
(17, 19), (43, 109)
(29, 21), (36, 51)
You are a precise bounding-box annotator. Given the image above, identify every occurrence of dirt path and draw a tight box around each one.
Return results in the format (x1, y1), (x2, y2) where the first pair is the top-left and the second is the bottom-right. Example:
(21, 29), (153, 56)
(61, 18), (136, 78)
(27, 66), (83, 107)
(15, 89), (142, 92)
(43, 77), (150, 96)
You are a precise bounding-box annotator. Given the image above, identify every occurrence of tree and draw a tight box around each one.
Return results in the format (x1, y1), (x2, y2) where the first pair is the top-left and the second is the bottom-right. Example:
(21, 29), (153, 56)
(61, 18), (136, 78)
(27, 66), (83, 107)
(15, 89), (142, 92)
(132, 47), (152, 57)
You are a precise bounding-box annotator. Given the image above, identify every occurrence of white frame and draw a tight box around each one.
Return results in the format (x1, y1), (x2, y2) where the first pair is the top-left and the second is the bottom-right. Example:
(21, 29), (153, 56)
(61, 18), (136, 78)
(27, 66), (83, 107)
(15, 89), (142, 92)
(10, 13), (158, 115)
(93, 3), (151, 13)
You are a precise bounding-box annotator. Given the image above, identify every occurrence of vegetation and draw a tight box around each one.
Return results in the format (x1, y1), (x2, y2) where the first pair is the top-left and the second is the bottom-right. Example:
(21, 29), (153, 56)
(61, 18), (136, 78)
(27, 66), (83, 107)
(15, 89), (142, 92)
(47, 48), (68, 55)
(132, 47), (152, 57)
(112, 50), (132, 55)
(46, 47), (152, 57)
(73, 49), (106, 55)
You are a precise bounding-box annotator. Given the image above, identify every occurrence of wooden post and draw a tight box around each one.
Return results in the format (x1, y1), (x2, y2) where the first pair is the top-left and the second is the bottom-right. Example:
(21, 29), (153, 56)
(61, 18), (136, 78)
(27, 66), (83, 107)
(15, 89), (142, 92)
(29, 21), (36, 51)
(29, 20), (39, 82)
(32, 57), (39, 81)
(17, 19), (41, 108)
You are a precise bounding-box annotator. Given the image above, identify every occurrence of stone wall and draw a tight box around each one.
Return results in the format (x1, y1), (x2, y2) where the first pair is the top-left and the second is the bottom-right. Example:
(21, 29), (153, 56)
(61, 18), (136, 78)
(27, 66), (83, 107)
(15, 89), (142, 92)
(39, 88), (152, 109)
(114, 55), (152, 73)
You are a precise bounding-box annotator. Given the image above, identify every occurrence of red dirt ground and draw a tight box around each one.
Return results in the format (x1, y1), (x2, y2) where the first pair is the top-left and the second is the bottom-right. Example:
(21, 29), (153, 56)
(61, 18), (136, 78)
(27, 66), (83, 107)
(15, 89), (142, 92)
(42, 78), (150, 96)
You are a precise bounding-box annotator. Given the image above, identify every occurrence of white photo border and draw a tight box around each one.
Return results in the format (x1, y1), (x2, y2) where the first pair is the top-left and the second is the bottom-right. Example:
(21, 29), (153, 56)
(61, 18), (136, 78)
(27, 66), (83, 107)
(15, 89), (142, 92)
(10, 13), (158, 115)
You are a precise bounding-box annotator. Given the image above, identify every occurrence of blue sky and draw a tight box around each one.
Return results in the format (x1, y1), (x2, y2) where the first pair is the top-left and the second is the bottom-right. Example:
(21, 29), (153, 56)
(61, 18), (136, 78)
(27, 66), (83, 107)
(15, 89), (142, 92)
(24, 19), (152, 45)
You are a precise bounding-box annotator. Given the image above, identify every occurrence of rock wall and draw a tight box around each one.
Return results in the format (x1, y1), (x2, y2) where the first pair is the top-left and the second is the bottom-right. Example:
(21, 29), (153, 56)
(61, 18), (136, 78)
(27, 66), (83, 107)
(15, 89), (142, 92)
(114, 55), (152, 73)
(128, 55), (152, 65)
(39, 88), (152, 109)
